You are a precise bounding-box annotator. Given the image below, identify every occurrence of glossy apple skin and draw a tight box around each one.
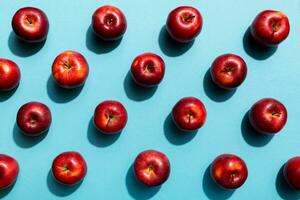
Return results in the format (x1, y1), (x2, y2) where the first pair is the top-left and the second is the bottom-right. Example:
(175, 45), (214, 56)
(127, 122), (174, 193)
(94, 100), (128, 134)
(0, 59), (21, 91)
(250, 10), (290, 47)
(12, 7), (49, 42)
(134, 150), (170, 187)
(249, 98), (287, 134)
(92, 5), (127, 40)
(210, 54), (247, 89)
(16, 102), (52, 136)
(0, 154), (19, 190)
(166, 6), (203, 43)
(52, 51), (89, 89)
(211, 154), (248, 189)
(131, 53), (165, 87)
(172, 97), (207, 132)
(52, 151), (87, 185)
(284, 157), (300, 190)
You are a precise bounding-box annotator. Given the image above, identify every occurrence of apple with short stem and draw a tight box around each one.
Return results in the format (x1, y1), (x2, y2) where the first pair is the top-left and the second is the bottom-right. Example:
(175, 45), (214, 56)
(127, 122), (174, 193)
(12, 7), (49, 42)
(134, 150), (170, 187)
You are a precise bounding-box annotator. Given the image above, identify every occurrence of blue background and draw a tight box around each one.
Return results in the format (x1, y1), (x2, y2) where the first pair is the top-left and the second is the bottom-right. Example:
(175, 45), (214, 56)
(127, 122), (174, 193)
(0, 0), (299, 199)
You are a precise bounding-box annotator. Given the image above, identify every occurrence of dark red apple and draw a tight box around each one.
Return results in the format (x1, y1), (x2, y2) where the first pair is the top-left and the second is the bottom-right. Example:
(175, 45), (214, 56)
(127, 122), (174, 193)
(16, 101), (52, 136)
(210, 54), (247, 89)
(134, 150), (170, 187)
(52, 151), (87, 185)
(249, 98), (287, 134)
(94, 100), (128, 134)
(283, 156), (300, 189)
(131, 53), (165, 87)
(166, 6), (203, 43)
(211, 154), (248, 189)
(92, 5), (127, 40)
(52, 51), (89, 89)
(0, 154), (19, 190)
(0, 59), (21, 91)
(12, 7), (49, 42)
(172, 97), (207, 131)
(251, 10), (290, 47)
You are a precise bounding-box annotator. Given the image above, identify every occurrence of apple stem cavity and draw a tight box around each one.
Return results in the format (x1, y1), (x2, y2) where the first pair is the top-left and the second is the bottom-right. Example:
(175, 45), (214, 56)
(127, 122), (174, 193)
(106, 114), (114, 127)
(145, 63), (154, 73)
(26, 17), (33, 25)
(225, 65), (234, 73)
(63, 62), (72, 70)
(271, 21), (280, 32)
(146, 165), (154, 175)
(230, 173), (236, 183)
(188, 112), (194, 123)
(271, 111), (279, 117)
(182, 14), (195, 22)
(63, 165), (70, 172)
(106, 17), (114, 25)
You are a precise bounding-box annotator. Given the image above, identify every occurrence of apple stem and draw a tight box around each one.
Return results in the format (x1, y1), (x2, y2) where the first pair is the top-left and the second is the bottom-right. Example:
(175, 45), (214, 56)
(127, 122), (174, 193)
(26, 17), (33, 24)
(271, 111), (279, 117)
(188, 112), (193, 123)
(107, 18), (114, 25)
(230, 173), (236, 183)
(63, 62), (72, 69)
(106, 114), (114, 127)
(182, 15), (195, 22)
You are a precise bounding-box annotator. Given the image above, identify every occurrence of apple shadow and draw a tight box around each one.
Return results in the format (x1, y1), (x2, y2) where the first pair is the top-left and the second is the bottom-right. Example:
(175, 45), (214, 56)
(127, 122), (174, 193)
(163, 113), (197, 145)
(85, 26), (122, 54)
(46, 75), (83, 103)
(0, 182), (15, 198)
(0, 87), (18, 102)
(240, 111), (273, 147)
(46, 170), (82, 197)
(158, 25), (194, 57)
(243, 27), (277, 60)
(87, 117), (121, 147)
(202, 165), (234, 200)
(12, 123), (48, 148)
(123, 71), (157, 101)
(125, 164), (161, 200)
(275, 165), (300, 200)
(8, 32), (46, 57)
(203, 69), (236, 102)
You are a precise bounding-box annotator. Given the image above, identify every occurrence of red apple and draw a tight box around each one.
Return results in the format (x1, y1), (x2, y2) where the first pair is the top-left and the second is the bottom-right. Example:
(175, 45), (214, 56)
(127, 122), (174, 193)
(0, 154), (19, 190)
(172, 97), (207, 132)
(12, 7), (49, 42)
(283, 156), (300, 190)
(16, 101), (52, 136)
(94, 100), (128, 134)
(131, 53), (165, 87)
(249, 98), (287, 134)
(210, 54), (247, 89)
(52, 51), (89, 89)
(166, 6), (203, 43)
(211, 154), (248, 189)
(134, 150), (170, 187)
(92, 5), (127, 40)
(52, 151), (87, 185)
(0, 59), (21, 91)
(251, 10), (290, 47)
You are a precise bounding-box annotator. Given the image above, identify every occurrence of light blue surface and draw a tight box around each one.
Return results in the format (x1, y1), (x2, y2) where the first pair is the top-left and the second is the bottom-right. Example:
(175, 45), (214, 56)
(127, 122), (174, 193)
(0, 0), (300, 199)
